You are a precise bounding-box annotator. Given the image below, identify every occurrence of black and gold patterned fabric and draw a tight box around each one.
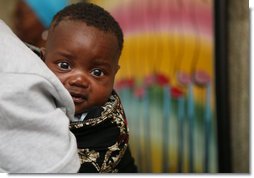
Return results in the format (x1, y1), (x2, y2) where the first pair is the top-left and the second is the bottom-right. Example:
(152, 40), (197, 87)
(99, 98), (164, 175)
(70, 90), (138, 173)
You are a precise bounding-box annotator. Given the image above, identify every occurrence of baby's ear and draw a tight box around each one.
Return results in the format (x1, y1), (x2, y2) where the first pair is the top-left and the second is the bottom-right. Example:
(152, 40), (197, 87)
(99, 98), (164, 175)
(40, 47), (46, 61)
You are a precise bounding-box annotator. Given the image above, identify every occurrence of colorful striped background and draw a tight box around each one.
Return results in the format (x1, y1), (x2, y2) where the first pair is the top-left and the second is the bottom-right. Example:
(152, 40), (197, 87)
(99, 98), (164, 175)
(89, 0), (217, 173)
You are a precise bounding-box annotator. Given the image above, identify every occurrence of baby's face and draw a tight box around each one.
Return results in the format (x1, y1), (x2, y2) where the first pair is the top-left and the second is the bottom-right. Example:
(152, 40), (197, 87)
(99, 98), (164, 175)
(44, 20), (120, 114)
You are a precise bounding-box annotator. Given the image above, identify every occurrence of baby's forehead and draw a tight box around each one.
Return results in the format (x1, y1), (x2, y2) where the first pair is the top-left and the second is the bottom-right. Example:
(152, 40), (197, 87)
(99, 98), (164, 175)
(49, 20), (119, 49)
(49, 20), (111, 38)
(50, 18), (121, 47)
(52, 19), (107, 32)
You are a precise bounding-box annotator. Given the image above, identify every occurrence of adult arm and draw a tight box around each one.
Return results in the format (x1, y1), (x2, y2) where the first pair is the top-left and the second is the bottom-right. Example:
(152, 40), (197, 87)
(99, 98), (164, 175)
(0, 19), (80, 173)
(0, 73), (80, 173)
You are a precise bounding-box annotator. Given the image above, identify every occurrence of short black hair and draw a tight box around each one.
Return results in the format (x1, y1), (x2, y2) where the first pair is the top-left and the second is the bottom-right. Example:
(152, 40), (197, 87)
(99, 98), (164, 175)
(51, 2), (124, 53)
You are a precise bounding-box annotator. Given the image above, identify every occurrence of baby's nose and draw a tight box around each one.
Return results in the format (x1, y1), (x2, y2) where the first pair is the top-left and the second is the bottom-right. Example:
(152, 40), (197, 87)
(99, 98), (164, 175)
(69, 73), (89, 88)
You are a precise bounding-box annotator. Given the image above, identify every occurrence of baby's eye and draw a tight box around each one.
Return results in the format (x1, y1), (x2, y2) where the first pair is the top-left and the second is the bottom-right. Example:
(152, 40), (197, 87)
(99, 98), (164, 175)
(91, 69), (104, 77)
(57, 62), (71, 70)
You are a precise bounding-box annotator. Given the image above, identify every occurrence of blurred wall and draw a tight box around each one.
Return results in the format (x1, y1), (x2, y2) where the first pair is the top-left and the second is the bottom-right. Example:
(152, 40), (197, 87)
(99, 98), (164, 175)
(228, 0), (249, 173)
(0, 0), (81, 29)
(0, 0), (18, 28)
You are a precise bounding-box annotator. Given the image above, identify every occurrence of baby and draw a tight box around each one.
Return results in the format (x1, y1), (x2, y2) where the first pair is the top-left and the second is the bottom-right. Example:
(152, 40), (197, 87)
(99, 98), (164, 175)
(41, 2), (137, 173)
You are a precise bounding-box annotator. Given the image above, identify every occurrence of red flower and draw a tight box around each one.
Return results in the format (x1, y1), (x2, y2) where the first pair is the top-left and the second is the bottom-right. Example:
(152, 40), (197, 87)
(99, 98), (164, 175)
(171, 86), (184, 98)
(156, 73), (169, 86)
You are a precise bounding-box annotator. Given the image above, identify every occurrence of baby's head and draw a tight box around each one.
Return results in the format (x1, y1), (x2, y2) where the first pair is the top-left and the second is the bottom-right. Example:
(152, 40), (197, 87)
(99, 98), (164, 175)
(42, 2), (124, 114)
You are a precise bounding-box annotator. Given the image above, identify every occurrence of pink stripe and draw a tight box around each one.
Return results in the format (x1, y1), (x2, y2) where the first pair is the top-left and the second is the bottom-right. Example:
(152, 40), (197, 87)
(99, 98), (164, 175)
(110, 1), (213, 37)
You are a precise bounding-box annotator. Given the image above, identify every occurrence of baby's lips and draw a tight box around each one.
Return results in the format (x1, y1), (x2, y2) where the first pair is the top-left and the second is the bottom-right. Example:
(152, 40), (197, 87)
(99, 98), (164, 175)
(72, 95), (86, 103)
(70, 92), (87, 103)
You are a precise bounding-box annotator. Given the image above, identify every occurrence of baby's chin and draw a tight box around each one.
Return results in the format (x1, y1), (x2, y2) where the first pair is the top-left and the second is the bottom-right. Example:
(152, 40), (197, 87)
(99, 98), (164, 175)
(74, 105), (89, 114)
(75, 108), (88, 114)
(75, 105), (102, 115)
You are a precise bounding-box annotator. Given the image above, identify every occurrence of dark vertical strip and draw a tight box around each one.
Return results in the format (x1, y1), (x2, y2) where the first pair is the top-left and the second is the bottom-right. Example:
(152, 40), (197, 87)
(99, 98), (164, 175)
(204, 84), (211, 172)
(144, 87), (151, 172)
(177, 96), (184, 173)
(214, 0), (232, 173)
(187, 84), (194, 172)
(162, 86), (171, 172)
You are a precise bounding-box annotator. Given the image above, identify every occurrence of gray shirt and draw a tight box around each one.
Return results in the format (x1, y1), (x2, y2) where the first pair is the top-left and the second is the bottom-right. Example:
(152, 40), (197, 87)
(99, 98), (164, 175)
(0, 20), (80, 173)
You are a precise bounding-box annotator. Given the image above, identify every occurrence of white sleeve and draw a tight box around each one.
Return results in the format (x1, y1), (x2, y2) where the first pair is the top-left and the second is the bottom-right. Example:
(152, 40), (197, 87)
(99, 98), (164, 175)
(0, 73), (80, 173)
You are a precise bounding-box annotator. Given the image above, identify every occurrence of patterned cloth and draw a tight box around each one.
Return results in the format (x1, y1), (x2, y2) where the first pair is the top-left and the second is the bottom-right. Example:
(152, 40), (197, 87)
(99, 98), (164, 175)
(69, 90), (137, 173)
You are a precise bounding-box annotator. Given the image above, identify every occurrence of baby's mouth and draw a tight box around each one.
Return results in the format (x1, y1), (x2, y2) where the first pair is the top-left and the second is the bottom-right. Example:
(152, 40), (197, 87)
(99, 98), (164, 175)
(70, 92), (87, 104)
